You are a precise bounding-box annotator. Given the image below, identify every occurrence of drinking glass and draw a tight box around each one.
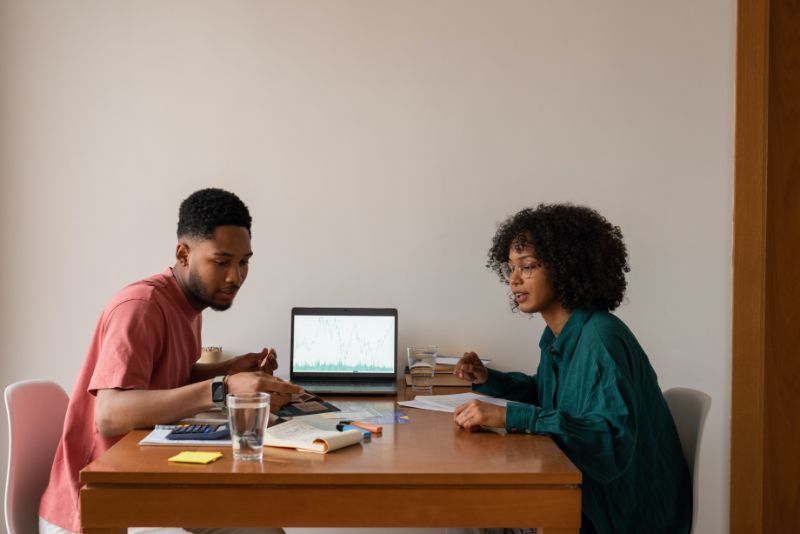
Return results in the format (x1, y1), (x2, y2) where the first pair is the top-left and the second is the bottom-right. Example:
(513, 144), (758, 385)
(226, 392), (270, 461)
(407, 346), (438, 393)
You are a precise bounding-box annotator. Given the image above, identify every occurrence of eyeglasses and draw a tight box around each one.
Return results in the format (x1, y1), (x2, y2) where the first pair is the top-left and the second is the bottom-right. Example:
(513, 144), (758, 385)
(499, 261), (542, 282)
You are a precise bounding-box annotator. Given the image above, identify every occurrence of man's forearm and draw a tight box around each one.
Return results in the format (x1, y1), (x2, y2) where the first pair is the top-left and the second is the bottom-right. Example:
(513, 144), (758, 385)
(95, 381), (214, 437)
(191, 360), (234, 382)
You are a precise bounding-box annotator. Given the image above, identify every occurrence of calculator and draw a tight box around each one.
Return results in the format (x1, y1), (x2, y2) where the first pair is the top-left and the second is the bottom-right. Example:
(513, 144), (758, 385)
(165, 423), (230, 440)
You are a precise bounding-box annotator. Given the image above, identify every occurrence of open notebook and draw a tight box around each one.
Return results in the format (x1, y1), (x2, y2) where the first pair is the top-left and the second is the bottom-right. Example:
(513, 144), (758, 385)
(263, 419), (363, 454)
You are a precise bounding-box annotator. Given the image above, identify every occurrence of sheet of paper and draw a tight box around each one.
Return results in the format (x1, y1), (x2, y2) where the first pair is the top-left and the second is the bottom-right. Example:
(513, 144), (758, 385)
(397, 399), (453, 412)
(139, 427), (232, 446)
(397, 393), (509, 435)
(398, 392), (508, 413)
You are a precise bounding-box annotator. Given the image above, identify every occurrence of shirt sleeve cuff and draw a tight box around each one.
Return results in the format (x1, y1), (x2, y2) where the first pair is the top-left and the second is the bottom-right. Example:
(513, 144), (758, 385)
(505, 401), (539, 433)
(472, 368), (511, 395)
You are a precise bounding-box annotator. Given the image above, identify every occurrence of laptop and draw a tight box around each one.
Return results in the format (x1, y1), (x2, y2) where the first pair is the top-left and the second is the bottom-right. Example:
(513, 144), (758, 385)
(289, 307), (398, 395)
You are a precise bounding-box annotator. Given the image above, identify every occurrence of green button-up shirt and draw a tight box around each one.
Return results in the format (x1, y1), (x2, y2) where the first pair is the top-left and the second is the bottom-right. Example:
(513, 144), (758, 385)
(475, 308), (692, 534)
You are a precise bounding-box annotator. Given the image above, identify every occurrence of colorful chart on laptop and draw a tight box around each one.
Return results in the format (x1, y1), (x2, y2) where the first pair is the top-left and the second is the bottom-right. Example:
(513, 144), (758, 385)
(290, 307), (398, 395)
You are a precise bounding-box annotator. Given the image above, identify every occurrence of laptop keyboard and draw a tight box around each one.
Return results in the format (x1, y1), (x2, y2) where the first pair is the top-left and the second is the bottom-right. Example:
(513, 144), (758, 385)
(299, 382), (397, 393)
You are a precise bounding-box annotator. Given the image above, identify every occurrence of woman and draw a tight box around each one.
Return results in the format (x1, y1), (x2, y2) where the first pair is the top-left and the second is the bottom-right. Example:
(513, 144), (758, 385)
(453, 204), (692, 534)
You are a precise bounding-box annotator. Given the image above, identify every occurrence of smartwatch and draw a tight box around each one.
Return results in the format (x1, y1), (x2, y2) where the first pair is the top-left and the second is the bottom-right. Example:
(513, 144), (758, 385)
(211, 375), (227, 409)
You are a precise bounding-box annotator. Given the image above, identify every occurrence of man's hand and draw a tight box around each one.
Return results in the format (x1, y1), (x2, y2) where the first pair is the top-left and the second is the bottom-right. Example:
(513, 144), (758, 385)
(453, 352), (489, 384)
(228, 348), (278, 375)
(226, 372), (302, 409)
(453, 400), (506, 431)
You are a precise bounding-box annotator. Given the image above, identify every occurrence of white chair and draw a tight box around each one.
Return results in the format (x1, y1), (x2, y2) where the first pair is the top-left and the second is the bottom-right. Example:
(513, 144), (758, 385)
(663, 387), (711, 534)
(4, 380), (69, 534)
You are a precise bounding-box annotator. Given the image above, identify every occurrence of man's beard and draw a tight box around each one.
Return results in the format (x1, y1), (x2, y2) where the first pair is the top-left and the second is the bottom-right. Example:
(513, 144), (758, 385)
(187, 269), (232, 311)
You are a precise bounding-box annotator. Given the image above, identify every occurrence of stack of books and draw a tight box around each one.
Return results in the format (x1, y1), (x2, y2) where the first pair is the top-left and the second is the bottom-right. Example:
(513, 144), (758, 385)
(403, 355), (492, 387)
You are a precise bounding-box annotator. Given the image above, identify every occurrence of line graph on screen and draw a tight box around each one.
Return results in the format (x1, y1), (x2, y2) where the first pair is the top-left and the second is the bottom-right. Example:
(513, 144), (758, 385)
(293, 315), (395, 373)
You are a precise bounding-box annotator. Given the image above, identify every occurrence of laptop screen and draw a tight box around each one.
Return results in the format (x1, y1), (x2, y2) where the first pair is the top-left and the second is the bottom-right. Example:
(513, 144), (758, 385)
(290, 308), (398, 379)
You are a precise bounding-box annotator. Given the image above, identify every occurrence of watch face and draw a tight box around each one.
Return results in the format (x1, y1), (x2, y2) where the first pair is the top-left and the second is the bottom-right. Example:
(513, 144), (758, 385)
(212, 381), (225, 402)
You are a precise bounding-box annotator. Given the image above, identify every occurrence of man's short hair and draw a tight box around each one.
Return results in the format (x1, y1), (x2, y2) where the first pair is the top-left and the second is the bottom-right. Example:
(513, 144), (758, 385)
(177, 188), (252, 240)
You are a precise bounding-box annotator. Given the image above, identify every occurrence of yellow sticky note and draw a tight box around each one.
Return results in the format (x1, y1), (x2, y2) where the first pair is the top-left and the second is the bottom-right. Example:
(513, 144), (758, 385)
(168, 451), (223, 464)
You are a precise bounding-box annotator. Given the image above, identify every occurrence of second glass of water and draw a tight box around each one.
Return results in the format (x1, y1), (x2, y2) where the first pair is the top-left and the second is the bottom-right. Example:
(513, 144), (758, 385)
(226, 392), (270, 461)
(407, 345), (438, 393)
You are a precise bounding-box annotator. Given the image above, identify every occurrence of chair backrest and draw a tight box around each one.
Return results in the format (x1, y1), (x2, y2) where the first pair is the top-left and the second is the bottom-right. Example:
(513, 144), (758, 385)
(4, 380), (69, 534)
(663, 387), (711, 533)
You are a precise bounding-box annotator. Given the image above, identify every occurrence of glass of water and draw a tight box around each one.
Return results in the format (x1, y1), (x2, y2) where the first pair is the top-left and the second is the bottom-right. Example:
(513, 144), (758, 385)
(407, 345), (438, 393)
(226, 392), (270, 461)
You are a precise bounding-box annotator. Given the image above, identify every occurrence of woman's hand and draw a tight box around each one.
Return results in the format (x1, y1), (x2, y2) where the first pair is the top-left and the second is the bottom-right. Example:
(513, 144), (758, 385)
(453, 352), (489, 384)
(453, 400), (506, 431)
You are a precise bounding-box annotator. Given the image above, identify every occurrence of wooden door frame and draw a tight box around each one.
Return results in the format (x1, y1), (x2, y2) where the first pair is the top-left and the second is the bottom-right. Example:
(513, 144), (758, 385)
(732, 0), (799, 531)
(731, 0), (767, 528)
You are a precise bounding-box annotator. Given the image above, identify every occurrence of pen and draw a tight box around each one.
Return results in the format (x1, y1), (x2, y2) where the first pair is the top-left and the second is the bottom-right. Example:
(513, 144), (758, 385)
(339, 420), (383, 434)
(336, 424), (371, 441)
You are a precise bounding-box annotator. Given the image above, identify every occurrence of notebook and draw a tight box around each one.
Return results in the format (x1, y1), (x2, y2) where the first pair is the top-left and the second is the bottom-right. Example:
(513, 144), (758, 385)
(290, 307), (398, 395)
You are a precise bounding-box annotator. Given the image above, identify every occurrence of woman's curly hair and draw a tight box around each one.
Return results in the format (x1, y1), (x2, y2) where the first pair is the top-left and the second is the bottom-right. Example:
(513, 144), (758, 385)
(487, 204), (630, 312)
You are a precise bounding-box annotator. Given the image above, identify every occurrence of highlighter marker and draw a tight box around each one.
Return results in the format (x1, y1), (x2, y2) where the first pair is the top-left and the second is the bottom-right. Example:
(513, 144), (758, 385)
(336, 424), (371, 441)
(339, 420), (383, 434)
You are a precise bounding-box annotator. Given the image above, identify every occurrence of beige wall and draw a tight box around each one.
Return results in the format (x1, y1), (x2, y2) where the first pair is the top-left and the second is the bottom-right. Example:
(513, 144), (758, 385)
(0, 1), (734, 532)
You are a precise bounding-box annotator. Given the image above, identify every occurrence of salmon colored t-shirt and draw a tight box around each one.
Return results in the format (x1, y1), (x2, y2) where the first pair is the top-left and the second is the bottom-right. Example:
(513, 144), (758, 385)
(39, 269), (202, 532)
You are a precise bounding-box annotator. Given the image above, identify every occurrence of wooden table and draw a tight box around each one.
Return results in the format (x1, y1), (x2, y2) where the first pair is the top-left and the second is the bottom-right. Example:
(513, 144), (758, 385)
(80, 388), (581, 533)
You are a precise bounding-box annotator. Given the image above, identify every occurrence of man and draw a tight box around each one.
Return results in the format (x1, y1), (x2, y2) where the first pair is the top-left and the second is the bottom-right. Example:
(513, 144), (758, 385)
(39, 188), (302, 534)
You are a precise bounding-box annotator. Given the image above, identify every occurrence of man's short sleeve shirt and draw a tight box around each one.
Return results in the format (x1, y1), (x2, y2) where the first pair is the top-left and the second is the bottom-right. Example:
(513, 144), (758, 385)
(39, 269), (202, 533)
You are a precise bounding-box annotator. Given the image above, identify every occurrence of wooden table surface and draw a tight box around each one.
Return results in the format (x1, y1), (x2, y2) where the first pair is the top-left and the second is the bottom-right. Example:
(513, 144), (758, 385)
(81, 387), (581, 533)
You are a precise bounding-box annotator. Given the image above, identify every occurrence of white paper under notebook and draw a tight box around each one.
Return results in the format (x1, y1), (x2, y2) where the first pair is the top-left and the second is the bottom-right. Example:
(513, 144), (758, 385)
(139, 426), (232, 447)
(138, 412), (282, 447)
(263, 419), (362, 454)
